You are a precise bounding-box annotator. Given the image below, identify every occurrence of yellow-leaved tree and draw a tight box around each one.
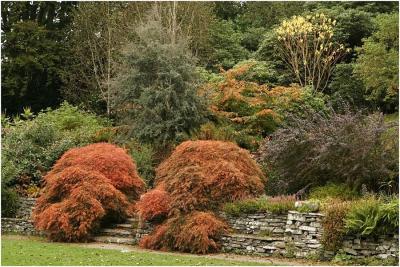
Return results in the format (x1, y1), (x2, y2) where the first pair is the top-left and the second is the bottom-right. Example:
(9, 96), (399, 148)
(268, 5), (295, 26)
(275, 13), (349, 92)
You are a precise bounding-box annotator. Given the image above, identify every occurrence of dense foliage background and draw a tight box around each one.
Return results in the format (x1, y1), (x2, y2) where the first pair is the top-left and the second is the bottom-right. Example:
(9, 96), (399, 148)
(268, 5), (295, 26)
(2, 1), (398, 115)
(1, 2), (399, 260)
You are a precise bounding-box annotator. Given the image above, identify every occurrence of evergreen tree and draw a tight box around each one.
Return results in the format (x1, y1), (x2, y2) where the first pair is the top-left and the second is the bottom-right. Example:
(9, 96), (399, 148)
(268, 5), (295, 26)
(1, 2), (76, 114)
(114, 14), (206, 147)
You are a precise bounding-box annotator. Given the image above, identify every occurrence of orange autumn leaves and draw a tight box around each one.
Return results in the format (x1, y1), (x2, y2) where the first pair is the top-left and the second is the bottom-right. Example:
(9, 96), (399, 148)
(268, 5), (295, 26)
(33, 143), (145, 241)
(34, 140), (266, 253)
(136, 140), (265, 253)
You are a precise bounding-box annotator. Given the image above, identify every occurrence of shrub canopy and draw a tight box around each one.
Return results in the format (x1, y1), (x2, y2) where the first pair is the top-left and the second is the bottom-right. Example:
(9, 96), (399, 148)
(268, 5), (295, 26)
(257, 110), (399, 195)
(1, 102), (107, 195)
(155, 140), (265, 212)
(33, 143), (145, 241)
(137, 140), (265, 253)
(47, 143), (145, 198)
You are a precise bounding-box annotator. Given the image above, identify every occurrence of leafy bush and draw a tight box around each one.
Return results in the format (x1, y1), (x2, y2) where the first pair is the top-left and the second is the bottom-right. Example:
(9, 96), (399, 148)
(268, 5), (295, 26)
(344, 195), (399, 237)
(138, 140), (265, 253)
(257, 110), (399, 194)
(136, 189), (171, 222)
(328, 63), (369, 109)
(309, 183), (359, 201)
(47, 143), (145, 198)
(128, 141), (156, 187)
(174, 212), (229, 254)
(33, 167), (130, 241)
(200, 63), (326, 151)
(33, 143), (145, 241)
(233, 59), (279, 86)
(320, 199), (351, 251)
(1, 102), (107, 192)
(354, 13), (399, 112)
(191, 122), (237, 143)
(223, 195), (295, 216)
(140, 211), (228, 254)
(1, 187), (20, 218)
(155, 140), (265, 212)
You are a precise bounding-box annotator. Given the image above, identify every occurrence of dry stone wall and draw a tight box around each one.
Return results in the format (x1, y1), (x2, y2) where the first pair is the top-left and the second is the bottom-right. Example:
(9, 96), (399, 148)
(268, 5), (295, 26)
(220, 212), (287, 236)
(341, 234), (399, 259)
(218, 211), (398, 260)
(2, 197), (398, 261)
(284, 211), (324, 258)
(1, 197), (39, 235)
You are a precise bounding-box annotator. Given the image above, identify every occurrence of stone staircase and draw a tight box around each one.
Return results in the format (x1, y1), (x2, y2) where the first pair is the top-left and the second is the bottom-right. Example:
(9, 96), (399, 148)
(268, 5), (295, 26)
(93, 217), (138, 245)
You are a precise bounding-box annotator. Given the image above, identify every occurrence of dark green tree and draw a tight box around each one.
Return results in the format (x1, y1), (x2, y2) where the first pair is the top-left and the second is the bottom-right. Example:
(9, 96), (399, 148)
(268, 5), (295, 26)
(114, 15), (206, 147)
(1, 2), (76, 114)
(208, 19), (249, 70)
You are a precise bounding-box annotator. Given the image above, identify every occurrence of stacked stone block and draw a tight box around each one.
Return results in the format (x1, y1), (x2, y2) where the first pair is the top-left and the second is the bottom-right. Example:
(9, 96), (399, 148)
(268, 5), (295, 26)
(341, 234), (399, 259)
(2, 197), (399, 261)
(220, 212), (287, 236)
(284, 211), (324, 258)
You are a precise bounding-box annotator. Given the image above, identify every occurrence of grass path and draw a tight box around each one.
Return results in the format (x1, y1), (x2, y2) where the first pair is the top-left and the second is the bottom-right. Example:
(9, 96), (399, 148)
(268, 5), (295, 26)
(1, 235), (324, 266)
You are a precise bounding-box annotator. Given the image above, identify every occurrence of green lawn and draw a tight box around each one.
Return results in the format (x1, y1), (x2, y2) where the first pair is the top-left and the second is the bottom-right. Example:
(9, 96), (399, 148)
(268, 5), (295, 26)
(1, 235), (267, 266)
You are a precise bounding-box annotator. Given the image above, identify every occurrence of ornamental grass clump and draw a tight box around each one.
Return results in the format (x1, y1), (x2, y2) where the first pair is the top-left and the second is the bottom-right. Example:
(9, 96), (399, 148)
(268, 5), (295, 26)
(33, 143), (145, 242)
(137, 140), (265, 254)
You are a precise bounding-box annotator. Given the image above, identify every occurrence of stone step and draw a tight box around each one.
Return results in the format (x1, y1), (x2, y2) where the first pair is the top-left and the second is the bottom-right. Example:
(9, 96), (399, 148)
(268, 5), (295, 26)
(100, 228), (133, 237)
(126, 217), (139, 224)
(93, 235), (135, 245)
(225, 233), (284, 242)
(114, 223), (134, 230)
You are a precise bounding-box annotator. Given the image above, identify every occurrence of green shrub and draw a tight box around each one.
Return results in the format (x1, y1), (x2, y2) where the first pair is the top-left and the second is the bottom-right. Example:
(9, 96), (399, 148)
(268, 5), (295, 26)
(129, 141), (156, 187)
(233, 59), (279, 86)
(309, 183), (360, 201)
(1, 188), (20, 217)
(344, 195), (399, 237)
(191, 122), (237, 143)
(2, 102), (107, 189)
(223, 195), (295, 216)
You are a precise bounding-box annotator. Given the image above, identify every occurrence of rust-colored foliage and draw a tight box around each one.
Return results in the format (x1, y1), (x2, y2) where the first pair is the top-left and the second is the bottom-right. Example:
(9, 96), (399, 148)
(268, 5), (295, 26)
(33, 167), (130, 241)
(139, 221), (172, 251)
(139, 140), (264, 254)
(174, 212), (229, 254)
(33, 143), (145, 242)
(46, 142), (145, 198)
(136, 189), (171, 222)
(156, 140), (265, 212)
(140, 212), (228, 254)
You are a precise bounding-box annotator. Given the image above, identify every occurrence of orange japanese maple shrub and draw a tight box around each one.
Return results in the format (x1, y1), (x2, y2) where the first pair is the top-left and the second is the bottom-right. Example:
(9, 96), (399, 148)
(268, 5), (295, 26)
(33, 167), (130, 241)
(155, 140), (265, 212)
(139, 140), (264, 253)
(136, 189), (171, 222)
(140, 212), (228, 254)
(46, 142), (145, 198)
(174, 212), (229, 254)
(33, 143), (145, 242)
